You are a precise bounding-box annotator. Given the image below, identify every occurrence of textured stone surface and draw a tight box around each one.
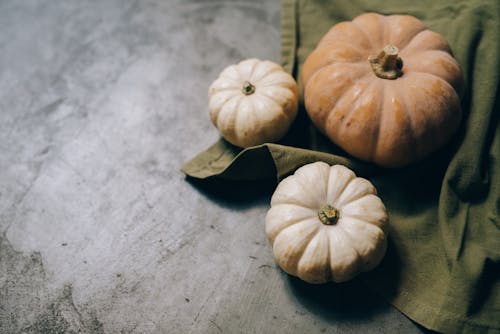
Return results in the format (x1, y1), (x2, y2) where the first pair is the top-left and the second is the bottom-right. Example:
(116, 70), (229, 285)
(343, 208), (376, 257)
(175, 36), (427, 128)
(0, 1), (426, 333)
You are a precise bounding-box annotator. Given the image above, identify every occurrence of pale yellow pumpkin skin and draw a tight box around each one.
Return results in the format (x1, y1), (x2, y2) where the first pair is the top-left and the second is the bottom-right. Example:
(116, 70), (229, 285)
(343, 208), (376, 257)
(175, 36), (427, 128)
(302, 13), (464, 167)
(265, 162), (388, 284)
(209, 59), (299, 148)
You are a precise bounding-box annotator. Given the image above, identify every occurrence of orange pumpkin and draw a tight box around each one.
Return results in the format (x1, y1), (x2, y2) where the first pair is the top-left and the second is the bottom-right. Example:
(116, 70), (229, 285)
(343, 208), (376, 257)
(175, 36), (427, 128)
(302, 13), (464, 167)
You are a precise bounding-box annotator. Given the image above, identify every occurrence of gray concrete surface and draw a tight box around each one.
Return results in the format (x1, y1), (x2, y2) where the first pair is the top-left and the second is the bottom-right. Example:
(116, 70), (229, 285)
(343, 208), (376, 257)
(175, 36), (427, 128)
(0, 1), (427, 333)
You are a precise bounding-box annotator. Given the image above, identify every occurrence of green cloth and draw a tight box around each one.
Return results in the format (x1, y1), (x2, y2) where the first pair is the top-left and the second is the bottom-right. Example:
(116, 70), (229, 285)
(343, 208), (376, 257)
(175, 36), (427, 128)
(182, 0), (500, 333)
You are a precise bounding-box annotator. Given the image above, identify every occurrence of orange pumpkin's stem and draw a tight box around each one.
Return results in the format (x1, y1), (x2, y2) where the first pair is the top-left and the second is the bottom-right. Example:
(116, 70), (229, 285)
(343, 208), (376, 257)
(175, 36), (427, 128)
(369, 45), (403, 80)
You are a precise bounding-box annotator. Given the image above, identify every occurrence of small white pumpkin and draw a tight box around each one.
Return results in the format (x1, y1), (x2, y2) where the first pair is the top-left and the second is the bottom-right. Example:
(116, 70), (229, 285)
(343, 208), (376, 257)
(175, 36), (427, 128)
(208, 58), (299, 148)
(265, 162), (388, 284)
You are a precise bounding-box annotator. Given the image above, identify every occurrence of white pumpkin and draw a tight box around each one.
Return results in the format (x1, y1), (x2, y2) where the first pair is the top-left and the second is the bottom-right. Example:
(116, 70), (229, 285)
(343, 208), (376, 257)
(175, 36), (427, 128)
(208, 58), (299, 148)
(265, 162), (388, 284)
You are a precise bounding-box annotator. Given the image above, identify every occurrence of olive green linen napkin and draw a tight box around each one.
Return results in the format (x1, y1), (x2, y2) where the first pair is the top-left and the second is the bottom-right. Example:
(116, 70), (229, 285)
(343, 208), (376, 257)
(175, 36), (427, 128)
(182, 0), (500, 333)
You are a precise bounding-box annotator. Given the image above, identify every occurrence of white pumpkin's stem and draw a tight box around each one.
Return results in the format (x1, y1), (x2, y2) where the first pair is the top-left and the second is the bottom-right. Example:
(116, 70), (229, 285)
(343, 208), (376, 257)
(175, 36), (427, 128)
(242, 81), (256, 95)
(318, 204), (340, 225)
(368, 45), (403, 80)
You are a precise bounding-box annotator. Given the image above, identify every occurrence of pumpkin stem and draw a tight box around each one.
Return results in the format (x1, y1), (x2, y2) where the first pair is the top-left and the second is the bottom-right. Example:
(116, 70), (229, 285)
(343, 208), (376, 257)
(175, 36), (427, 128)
(242, 81), (256, 95)
(318, 204), (340, 225)
(368, 45), (403, 80)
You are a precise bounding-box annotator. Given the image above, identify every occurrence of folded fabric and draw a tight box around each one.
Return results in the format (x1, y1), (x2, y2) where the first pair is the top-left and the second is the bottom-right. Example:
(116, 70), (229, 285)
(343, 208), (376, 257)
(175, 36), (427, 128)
(182, 0), (500, 333)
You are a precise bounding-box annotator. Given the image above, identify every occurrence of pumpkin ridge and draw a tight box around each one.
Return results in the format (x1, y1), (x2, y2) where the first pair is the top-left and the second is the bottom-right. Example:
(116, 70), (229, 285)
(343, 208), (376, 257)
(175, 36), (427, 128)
(412, 55), (460, 90)
(213, 94), (241, 132)
(295, 227), (324, 276)
(276, 219), (320, 274)
(411, 70), (459, 93)
(350, 20), (376, 51)
(372, 82), (386, 162)
(381, 13), (389, 48)
(303, 59), (366, 90)
(401, 30), (452, 55)
(211, 85), (241, 93)
(269, 215), (316, 244)
(293, 161), (331, 205)
(411, 71), (461, 149)
(316, 42), (368, 59)
(353, 12), (386, 50)
(329, 167), (357, 208)
(374, 84), (418, 166)
(337, 178), (376, 208)
(408, 70), (461, 130)
(339, 217), (386, 267)
(256, 90), (294, 123)
(265, 203), (316, 239)
(271, 193), (322, 210)
(333, 226), (363, 267)
(399, 27), (428, 52)
(341, 198), (387, 229)
(252, 63), (283, 82)
(375, 82), (419, 166)
(341, 216), (385, 237)
(368, 82), (384, 161)
(209, 91), (238, 125)
(211, 76), (242, 90)
(271, 175), (322, 208)
(336, 77), (378, 144)
(247, 58), (260, 82)
(404, 49), (455, 60)
(324, 161), (331, 203)
(257, 85), (297, 101)
(219, 64), (242, 82)
(326, 227), (363, 282)
(326, 165), (356, 206)
(274, 218), (319, 238)
(386, 16), (427, 51)
(339, 223), (371, 263)
(269, 203), (317, 217)
(258, 71), (298, 88)
(234, 58), (258, 82)
(393, 83), (420, 159)
(260, 77), (298, 90)
(325, 228), (333, 282)
(325, 73), (374, 142)
(292, 175), (328, 208)
(229, 95), (245, 144)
